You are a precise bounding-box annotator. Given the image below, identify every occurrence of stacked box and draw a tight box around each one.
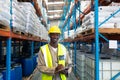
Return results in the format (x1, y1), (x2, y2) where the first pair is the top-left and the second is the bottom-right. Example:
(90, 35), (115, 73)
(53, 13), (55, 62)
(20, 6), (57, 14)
(12, 1), (26, 33)
(34, 17), (41, 37)
(72, 50), (86, 80)
(82, 6), (120, 31)
(0, 2), (10, 27)
(76, 51), (86, 80)
(18, 2), (36, 35)
(64, 30), (75, 39)
(42, 7), (48, 23)
(36, 0), (48, 25)
(76, 26), (83, 35)
(85, 54), (120, 80)
(40, 24), (48, 40)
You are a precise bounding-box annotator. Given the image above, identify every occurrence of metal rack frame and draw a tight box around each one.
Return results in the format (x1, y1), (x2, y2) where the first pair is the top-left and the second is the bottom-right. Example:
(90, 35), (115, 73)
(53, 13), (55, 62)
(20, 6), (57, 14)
(61, 0), (120, 80)
(0, 0), (48, 80)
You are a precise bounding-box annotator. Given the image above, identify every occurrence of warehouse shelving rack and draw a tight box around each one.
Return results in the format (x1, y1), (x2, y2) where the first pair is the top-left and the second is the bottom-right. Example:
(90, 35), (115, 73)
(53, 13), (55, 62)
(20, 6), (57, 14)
(61, 0), (80, 76)
(0, 0), (48, 80)
(61, 0), (120, 80)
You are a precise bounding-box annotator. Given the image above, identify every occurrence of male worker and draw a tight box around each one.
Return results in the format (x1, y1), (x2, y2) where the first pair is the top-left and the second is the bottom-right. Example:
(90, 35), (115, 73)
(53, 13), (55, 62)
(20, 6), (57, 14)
(36, 26), (72, 80)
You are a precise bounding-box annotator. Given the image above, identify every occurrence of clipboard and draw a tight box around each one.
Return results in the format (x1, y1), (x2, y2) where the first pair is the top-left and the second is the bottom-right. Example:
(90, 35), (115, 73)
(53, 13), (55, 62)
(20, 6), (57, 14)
(55, 64), (75, 73)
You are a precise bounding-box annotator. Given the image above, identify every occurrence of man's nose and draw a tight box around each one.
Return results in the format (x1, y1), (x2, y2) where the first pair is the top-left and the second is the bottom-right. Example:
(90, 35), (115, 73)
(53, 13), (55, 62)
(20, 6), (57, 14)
(54, 35), (59, 38)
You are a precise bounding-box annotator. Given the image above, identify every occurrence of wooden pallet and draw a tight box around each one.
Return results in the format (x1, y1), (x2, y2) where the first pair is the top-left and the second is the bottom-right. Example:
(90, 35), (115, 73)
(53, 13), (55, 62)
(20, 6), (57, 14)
(76, 34), (83, 38)
(81, 28), (120, 36)
(12, 28), (28, 36)
(28, 33), (33, 37)
(12, 29), (21, 35)
(21, 32), (28, 36)
(33, 36), (40, 40)
(0, 24), (10, 31)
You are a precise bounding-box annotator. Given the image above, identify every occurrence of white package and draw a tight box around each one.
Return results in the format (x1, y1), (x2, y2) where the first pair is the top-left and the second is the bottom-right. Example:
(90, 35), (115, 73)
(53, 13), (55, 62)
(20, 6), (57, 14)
(0, 15), (10, 27)
(12, 20), (26, 33)
(76, 27), (83, 34)
(99, 6), (120, 12)
(87, 23), (116, 29)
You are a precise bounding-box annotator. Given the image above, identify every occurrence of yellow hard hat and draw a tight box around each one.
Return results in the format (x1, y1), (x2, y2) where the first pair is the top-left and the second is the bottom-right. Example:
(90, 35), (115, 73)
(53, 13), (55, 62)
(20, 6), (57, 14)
(48, 26), (61, 34)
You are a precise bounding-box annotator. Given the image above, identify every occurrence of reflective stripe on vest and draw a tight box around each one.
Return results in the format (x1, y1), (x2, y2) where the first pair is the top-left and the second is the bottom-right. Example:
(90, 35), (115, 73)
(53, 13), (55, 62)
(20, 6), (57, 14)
(58, 44), (66, 80)
(40, 44), (67, 80)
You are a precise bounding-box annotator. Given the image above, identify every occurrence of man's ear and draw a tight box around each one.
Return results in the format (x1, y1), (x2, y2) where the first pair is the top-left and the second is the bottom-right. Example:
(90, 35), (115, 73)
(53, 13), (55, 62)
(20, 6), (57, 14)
(48, 34), (50, 37)
(47, 37), (50, 42)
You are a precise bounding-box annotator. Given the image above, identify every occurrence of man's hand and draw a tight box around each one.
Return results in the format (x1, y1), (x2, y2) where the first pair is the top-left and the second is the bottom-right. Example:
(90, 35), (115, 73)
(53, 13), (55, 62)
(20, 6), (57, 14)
(59, 68), (68, 77)
(55, 64), (64, 73)
(55, 64), (69, 77)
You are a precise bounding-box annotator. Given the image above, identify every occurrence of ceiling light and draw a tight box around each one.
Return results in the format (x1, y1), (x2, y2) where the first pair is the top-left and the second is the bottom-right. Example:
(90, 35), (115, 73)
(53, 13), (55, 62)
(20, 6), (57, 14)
(48, 10), (63, 12)
(47, 2), (64, 5)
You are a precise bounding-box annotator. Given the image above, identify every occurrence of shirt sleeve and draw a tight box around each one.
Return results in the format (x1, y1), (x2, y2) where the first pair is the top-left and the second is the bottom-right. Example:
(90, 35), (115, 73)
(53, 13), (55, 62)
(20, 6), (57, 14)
(37, 50), (56, 75)
(65, 50), (72, 74)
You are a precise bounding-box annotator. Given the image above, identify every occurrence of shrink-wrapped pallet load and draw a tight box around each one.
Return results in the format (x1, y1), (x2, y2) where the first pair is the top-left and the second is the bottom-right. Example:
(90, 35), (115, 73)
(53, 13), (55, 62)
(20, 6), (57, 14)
(64, 30), (75, 39)
(18, 2), (36, 35)
(12, 1), (26, 33)
(0, 3), (10, 27)
(82, 6), (120, 31)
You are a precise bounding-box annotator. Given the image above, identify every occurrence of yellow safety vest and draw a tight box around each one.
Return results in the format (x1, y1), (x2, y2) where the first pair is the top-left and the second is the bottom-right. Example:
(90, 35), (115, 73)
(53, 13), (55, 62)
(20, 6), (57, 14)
(40, 43), (67, 80)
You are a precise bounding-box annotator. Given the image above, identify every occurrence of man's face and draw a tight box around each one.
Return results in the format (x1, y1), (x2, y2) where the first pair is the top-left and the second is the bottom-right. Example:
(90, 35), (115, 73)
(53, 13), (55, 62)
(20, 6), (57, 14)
(49, 33), (60, 44)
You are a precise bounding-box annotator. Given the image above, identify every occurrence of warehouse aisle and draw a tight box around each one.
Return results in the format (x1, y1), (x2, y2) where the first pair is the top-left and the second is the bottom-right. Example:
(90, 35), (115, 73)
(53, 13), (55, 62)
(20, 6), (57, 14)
(0, 0), (120, 80)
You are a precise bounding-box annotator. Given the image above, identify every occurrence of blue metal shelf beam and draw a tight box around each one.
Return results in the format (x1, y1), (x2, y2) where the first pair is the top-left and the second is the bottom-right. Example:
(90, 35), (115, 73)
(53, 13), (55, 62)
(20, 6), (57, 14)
(68, 18), (70, 36)
(73, 2), (77, 75)
(94, 0), (99, 80)
(6, 38), (12, 80)
(62, 2), (75, 29)
(73, 42), (76, 75)
(31, 41), (34, 57)
(111, 72), (120, 80)
(5, 0), (13, 79)
(99, 34), (109, 42)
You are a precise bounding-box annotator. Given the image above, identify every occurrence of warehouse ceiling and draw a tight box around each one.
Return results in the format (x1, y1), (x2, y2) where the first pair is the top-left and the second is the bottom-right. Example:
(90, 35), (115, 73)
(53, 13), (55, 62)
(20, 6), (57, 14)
(46, 0), (65, 20)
